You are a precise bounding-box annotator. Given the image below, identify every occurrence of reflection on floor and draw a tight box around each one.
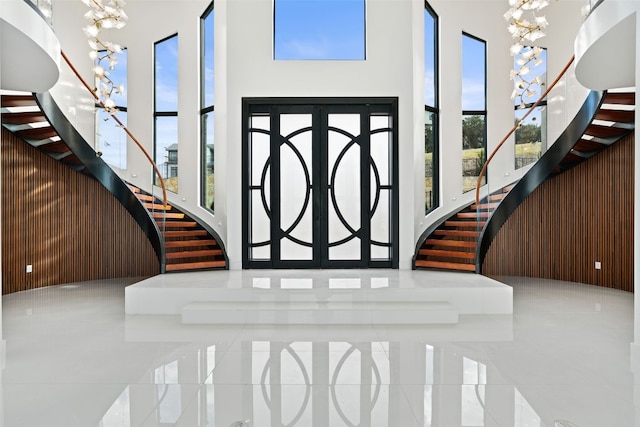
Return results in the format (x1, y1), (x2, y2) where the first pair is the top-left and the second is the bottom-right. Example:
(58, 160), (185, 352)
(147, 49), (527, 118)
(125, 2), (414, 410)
(0, 273), (636, 427)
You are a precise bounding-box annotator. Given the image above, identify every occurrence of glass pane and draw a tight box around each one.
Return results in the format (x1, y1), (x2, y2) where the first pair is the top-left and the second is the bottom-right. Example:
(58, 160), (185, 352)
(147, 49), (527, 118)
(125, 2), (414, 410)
(155, 116), (179, 193)
(515, 106), (546, 169)
(370, 189), (389, 244)
(97, 109), (127, 170)
(251, 189), (270, 244)
(202, 112), (214, 211)
(327, 114), (361, 261)
(279, 114), (313, 260)
(425, 111), (435, 211)
(274, 0), (365, 60)
(370, 116), (390, 186)
(250, 131), (271, 188)
(281, 238), (312, 261)
(462, 114), (485, 193)
(251, 244), (271, 260)
(462, 35), (486, 111)
(424, 6), (436, 107)
(202, 7), (214, 107)
(155, 35), (179, 112)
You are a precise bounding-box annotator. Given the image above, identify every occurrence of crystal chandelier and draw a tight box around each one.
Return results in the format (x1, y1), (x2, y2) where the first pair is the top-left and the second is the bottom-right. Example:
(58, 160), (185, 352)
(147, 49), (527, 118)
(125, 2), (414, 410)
(81, 0), (127, 113)
(504, 0), (551, 108)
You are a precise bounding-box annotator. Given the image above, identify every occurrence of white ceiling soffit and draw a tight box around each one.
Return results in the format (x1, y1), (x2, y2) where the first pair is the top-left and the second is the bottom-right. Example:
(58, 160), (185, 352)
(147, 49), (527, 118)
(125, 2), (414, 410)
(0, 0), (61, 92)
(575, 0), (637, 91)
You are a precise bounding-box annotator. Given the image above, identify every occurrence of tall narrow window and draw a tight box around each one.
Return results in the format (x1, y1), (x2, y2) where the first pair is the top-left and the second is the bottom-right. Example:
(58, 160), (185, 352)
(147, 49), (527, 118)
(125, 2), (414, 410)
(424, 2), (438, 214)
(201, 3), (215, 212)
(154, 34), (179, 193)
(96, 48), (127, 170)
(514, 47), (547, 169)
(274, 0), (366, 60)
(461, 33), (486, 193)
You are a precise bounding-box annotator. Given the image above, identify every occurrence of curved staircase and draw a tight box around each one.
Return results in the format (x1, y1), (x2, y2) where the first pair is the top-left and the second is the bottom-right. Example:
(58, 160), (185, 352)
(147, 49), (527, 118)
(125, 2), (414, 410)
(1, 91), (228, 274)
(127, 184), (227, 272)
(414, 89), (635, 272)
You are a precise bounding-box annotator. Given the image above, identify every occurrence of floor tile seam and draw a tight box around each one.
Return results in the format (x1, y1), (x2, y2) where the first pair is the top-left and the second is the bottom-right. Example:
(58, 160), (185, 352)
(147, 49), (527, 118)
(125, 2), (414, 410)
(200, 323), (249, 384)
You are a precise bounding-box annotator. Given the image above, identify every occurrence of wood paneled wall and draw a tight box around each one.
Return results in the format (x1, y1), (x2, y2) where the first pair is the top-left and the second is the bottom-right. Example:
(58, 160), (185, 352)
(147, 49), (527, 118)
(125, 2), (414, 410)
(483, 132), (634, 292)
(1, 128), (159, 294)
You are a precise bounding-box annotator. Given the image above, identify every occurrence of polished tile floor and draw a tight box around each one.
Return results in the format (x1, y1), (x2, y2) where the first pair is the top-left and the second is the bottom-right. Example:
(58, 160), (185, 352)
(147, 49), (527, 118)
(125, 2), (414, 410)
(0, 274), (637, 427)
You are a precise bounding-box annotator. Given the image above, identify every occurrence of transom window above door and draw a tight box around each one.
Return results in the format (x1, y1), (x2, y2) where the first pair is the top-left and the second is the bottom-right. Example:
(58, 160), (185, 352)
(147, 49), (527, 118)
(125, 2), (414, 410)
(274, 0), (366, 60)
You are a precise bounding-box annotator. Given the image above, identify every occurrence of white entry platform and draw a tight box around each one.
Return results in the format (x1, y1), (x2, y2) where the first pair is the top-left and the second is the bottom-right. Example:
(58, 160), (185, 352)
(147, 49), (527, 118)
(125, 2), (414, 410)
(125, 269), (512, 325)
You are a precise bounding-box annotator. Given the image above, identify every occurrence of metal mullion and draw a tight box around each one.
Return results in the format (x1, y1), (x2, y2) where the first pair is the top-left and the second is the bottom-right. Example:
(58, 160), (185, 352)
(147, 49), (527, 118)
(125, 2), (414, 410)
(270, 108), (281, 266)
(319, 107), (330, 267)
(360, 107), (371, 267)
(241, 103), (250, 268)
(391, 101), (399, 268)
(312, 106), (322, 266)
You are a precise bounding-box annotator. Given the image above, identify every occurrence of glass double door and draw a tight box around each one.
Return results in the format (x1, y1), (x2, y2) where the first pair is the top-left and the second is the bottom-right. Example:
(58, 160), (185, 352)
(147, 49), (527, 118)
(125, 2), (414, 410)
(243, 99), (398, 269)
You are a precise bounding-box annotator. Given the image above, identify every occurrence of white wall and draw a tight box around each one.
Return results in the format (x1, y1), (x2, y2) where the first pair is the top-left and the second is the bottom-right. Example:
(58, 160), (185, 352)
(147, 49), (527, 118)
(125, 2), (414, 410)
(51, 0), (586, 270)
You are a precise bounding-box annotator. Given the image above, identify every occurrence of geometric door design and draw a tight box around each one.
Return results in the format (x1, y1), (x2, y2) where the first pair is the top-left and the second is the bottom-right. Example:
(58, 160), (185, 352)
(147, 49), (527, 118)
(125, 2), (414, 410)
(242, 98), (398, 269)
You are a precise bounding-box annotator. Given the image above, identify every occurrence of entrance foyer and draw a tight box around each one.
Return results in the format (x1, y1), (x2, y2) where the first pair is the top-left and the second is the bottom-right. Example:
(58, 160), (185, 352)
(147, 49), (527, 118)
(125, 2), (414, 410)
(242, 99), (399, 269)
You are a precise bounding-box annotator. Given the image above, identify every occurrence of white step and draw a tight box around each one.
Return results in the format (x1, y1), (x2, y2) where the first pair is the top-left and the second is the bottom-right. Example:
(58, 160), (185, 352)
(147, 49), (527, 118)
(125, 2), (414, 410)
(181, 300), (458, 325)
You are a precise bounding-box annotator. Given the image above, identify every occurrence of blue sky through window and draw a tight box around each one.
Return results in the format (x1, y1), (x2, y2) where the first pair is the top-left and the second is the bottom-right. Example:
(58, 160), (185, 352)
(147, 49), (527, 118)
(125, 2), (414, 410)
(202, 9), (214, 106)
(462, 35), (486, 111)
(274, 0), (365, 60)
(424, 8), (436, 107)
(155, 35), (179, 112)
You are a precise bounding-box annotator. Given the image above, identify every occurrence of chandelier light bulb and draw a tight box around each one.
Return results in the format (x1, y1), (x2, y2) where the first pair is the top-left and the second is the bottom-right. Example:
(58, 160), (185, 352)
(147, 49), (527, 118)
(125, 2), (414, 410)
(83, 0), (127, 115)
(506, 0), (554, 108)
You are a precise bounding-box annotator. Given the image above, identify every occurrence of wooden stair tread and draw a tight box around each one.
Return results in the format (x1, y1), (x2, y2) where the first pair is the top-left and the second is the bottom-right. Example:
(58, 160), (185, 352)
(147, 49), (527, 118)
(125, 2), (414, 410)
(444, 220), (485, 228)
(144, 202), (172, 210)
(415, 260), (475, 272)
(585, 124), (628, 138)
(470, 202), (499, 211)
(153, 212), (185, 219)
(166, 249), (223, 259)
(433, 230), (479, 237)
(166, 260), (226, 271)
(165, 239), (218, 248)
(1, 112), (47, 124)
(135, 194), (156, 202)
(595, 109), (635, 123)
(425, 239), (476, 248)
(457, 211), (490, 219)
(1, 95), (37, 108)
(603, 92), (635, 105)
(163, 230), (209, 238)
(419, 249), (475, 259)
(17, 127), (58, 140)
(162, 221), (198, 228)
(128, 185), (141, 193)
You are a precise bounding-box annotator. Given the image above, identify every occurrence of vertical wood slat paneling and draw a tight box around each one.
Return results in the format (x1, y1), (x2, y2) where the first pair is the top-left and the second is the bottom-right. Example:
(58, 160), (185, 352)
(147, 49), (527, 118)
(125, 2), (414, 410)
(1, 128), (159, 294)
(483, 133), (634, 292)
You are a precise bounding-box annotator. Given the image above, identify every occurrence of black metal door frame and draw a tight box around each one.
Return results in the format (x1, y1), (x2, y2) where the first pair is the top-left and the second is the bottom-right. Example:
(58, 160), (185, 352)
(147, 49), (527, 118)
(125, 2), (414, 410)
(242, 97), (399, 269)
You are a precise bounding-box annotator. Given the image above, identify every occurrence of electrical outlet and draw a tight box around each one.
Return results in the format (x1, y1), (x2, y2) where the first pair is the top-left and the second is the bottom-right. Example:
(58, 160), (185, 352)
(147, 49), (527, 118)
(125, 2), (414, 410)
(26, 264), (32, 273)
(595, 261), (601, 270)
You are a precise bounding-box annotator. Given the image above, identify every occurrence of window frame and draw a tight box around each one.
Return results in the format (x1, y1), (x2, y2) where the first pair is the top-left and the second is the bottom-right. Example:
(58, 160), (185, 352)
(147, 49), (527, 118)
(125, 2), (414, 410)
(153, 33), (179, 194)
(461, 32), (487, 193)
(200, 2), (215, 213)
(424, 1), (439, 215)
